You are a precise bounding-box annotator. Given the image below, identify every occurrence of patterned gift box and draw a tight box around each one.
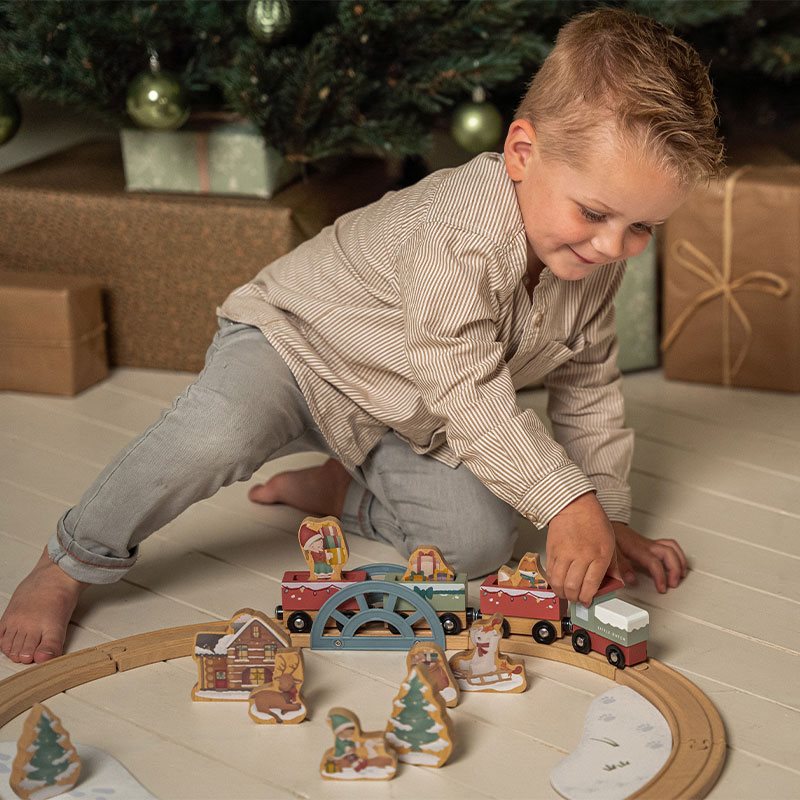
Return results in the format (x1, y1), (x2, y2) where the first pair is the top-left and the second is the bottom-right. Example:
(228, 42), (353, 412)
(120, 117), (298, 198)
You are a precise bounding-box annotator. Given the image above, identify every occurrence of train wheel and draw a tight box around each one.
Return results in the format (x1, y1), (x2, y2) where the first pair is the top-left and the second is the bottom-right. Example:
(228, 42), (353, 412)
(571, 629), (591, 654)
(501, 619), (511, 638)
(439, 613), (462, 636)
(606, 644), (626, 669)
(532, 620), (556, 645)
(286, 611), (313, 634)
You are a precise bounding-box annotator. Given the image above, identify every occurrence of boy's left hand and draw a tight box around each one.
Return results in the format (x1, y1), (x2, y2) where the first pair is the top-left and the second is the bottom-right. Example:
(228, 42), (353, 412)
(612, 523), (688, 593)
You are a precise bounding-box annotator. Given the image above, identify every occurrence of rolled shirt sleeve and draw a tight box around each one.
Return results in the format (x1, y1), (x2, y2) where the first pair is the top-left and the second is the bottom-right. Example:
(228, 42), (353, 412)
(399, 222), (596, 527)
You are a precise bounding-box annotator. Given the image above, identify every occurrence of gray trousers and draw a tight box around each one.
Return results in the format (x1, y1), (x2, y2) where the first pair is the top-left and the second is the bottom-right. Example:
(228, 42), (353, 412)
(48, 319), (518, 584)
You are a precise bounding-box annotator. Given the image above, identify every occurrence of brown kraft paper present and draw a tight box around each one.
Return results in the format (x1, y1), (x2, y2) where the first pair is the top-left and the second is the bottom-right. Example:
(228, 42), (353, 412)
(661, 163), (800, 392)
(0, 141), (396, 372)
(0, 271), (108, 395)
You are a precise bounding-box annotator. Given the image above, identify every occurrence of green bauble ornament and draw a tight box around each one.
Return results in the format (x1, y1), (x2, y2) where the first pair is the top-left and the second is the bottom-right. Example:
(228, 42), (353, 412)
(450, 88), (504, 154)
(246, 0), (292, 44)
(126, 60), (190, 131)
(0, 89), (22, 147)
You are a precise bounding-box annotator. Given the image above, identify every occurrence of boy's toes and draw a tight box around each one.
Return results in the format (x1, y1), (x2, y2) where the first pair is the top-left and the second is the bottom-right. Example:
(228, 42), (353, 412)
(7, 629), (35, 663)
(33, 630), (64, 663)
(248, 480), (279, 504)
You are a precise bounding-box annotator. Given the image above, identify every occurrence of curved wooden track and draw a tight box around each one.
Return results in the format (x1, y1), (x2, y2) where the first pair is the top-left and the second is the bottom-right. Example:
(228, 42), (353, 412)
(0, 623), (725, 799)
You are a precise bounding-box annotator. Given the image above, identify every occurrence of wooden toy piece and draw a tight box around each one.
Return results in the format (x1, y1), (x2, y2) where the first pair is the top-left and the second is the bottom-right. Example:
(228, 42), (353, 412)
(481, 554), (568, 644)
(448, 612), (527, 693)
(298, 515), (349, 581)
(0, 622), (728, 800)
(569, 576), (649, 669)
(497, 552), (549, 589)
(401, 545), (455, 582)
(11, 703), (81, 800)
(248, 647), (307, 724)
(320, 707), (398, 780)
(192, 608), (292, 701)
(406, 640), (460, 708)
(386, 663), (454, 767)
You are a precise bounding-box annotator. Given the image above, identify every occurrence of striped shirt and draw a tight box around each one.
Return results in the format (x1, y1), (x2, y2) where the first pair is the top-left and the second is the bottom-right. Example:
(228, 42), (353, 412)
(219, 152), (633, 527)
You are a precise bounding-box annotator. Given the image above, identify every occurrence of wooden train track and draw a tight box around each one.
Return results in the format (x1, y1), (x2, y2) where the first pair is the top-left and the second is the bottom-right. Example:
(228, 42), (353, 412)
(0, 622), (725, 798)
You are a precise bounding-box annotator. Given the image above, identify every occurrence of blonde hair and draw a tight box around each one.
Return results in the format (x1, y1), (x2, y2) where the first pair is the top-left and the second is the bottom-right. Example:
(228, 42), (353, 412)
(516, 7), (725, 186)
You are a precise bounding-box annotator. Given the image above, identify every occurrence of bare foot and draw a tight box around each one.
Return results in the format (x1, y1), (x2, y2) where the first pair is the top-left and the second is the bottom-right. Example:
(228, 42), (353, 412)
(248, 458), (352, 518)
(0, 547), (88, 664)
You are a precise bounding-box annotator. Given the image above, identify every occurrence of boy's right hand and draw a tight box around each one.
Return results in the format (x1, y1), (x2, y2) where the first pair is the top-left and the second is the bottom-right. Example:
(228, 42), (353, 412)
(545, 492), (620, 606)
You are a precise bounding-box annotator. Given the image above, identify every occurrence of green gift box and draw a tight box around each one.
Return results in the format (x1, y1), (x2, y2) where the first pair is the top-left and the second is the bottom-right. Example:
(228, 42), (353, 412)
(120, 117), (299, 198)
(615, 236), (659, 372)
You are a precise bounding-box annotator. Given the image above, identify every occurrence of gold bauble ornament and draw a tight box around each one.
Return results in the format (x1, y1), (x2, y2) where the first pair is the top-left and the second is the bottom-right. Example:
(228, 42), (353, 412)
(0, 88), (22, 147)
(126, 55), (190, 131)
(246, 0), (292, 44)
(450, 87), (503, 154)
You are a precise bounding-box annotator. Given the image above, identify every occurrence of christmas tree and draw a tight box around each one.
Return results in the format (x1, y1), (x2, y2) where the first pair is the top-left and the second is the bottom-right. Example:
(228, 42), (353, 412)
(386, 665), (453, 767)
(10, 704), (81, 800)
(0, 0), (797, 159)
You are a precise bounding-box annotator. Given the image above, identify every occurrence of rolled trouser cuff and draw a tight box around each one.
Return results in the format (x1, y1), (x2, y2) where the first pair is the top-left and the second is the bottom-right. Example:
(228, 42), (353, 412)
(48, 524), (138, 585)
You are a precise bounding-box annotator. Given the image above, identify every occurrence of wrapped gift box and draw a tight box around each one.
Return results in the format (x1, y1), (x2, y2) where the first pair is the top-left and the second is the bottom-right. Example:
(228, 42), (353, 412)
(661, 157), (800, 392)
(0, 271), (108, 395)
(120, 118), (299, 199)
(615, 236), (658, 372)
(0, 141), (396, 372)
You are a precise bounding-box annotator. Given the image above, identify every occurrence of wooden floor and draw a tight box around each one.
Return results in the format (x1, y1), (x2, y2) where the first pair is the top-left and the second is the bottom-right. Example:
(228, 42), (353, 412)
(1, 368), (798, 799)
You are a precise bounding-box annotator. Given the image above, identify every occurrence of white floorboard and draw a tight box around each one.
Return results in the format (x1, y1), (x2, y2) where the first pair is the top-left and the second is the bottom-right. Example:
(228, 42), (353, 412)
(1, 368), (798, 799)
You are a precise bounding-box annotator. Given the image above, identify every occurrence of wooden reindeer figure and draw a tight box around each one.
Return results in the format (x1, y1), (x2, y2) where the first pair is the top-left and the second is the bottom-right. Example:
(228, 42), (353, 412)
(496, 552), (550, 589)
(298, 516), (349, 581)
(320, 708), (397, 781)
(406, 640), (460, 708)
(248, 648), (307, 724)
(449, 613), (527, 693)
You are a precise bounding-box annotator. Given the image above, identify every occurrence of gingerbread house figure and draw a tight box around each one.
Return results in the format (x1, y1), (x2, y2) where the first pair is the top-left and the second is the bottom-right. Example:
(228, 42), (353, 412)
(192, 608), (291, 701)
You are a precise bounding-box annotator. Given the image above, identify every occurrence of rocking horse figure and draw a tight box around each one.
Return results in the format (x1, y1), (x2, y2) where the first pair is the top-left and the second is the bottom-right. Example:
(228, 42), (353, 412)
(448, 613), (527, 693)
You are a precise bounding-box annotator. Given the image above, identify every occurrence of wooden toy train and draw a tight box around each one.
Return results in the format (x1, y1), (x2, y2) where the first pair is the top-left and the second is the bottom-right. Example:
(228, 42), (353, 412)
(275, 516), (649, 668)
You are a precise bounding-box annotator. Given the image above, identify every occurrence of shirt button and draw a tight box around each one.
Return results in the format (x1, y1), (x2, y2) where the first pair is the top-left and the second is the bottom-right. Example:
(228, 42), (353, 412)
(532, 311), (543, 327)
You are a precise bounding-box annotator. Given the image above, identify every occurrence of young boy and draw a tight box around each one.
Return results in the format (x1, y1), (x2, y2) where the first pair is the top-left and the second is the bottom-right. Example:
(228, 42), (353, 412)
(1, 8), (721, 664)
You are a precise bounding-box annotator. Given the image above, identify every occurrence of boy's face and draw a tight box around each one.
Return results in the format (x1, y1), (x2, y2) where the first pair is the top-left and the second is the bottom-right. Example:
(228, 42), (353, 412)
(504, 120), (687, 281)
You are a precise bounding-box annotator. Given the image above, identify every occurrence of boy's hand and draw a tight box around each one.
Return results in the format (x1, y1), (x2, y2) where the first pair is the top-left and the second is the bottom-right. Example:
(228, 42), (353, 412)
(545, 492), (620, 606)
(612, 522), (688, 593)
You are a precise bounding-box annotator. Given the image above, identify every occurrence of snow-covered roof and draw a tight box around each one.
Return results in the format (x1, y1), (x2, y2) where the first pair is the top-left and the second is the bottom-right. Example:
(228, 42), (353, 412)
(194, 613), (289, 655)
(594, 598), (649, 632)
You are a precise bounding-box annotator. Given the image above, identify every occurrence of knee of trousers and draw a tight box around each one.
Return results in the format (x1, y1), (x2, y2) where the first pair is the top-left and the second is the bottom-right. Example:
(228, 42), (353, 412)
(402, 504), (518, 580)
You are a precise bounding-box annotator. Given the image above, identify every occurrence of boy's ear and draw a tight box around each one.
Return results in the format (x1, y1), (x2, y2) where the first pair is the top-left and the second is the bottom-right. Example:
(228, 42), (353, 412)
(504, 119), (537, 181)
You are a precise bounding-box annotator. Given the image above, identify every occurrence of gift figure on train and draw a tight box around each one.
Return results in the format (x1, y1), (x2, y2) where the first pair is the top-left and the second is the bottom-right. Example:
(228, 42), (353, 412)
(298, 516), (349, 580)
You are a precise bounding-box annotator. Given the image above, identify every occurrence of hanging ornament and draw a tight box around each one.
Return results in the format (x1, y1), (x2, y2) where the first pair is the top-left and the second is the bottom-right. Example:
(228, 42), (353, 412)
(450, 87), (504, 154)
(0, 88), (22, 147)
(246, 0), (292, 44)
(126, 51), (190, 131)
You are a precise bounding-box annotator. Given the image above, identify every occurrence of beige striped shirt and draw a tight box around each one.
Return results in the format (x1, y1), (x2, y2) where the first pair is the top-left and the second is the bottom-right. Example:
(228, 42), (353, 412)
(219, 152), (633, 527)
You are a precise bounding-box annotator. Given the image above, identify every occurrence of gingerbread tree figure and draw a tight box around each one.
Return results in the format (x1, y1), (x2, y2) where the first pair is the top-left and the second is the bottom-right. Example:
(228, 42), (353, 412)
(11, 704), (81, 800)
(386, 664), (453, 767)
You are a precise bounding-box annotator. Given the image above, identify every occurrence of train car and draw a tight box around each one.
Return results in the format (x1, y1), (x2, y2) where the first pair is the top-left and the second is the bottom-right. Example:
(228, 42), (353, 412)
(479, 553), (568, 644)
(277, 568), (369, 634)
(275, 522), (476, 638)
(568, 576), (650, 668)
(384, 546), (472, 635)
